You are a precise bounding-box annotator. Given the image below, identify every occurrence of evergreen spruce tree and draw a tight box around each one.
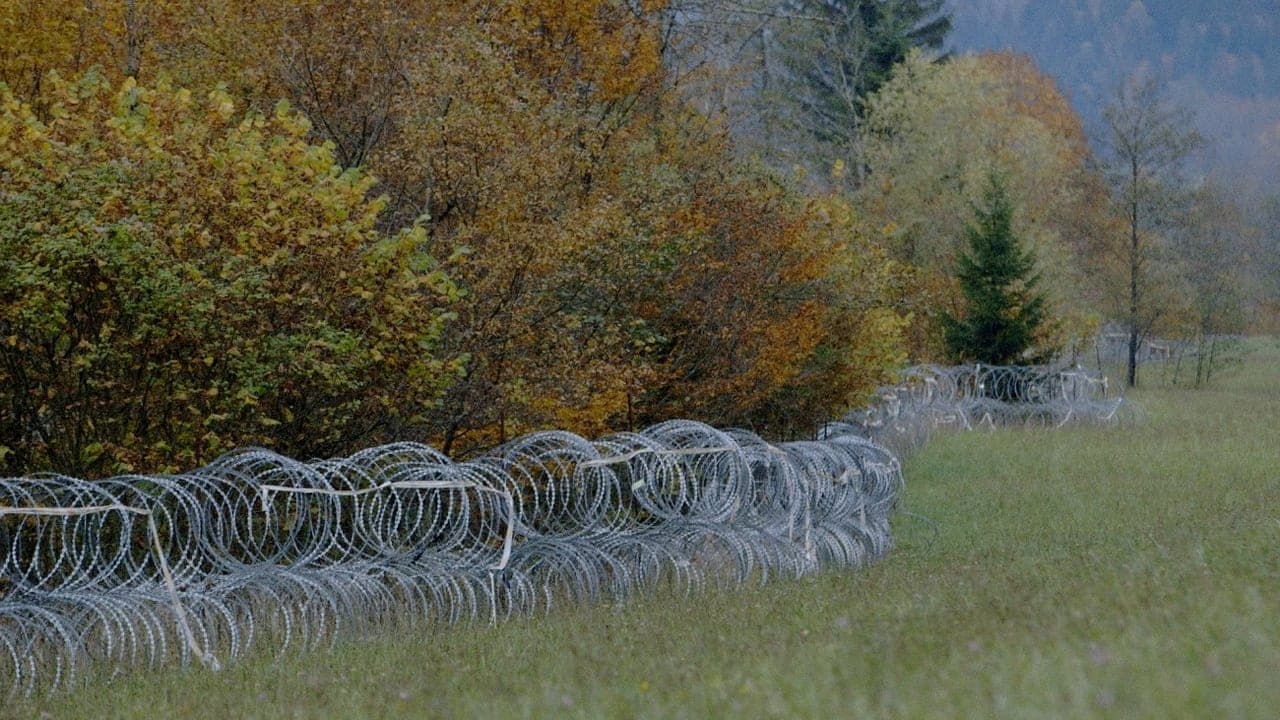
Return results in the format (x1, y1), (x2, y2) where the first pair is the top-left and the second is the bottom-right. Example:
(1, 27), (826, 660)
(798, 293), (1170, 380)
(941, 175), (1048, 365)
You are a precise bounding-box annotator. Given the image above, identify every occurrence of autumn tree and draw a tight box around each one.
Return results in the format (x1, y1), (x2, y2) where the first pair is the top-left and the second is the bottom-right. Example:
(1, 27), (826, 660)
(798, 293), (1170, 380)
(0, 2), (108, 102)
(1255, 195), (1280, 332)
(155, 0), (905, 450)
(739, 193), (909, 437)
(0, 0), (184, 104)
(856, 51), (1097, 357)
(1175, 182), (1251, 386)
(0, 0), (911, 465)
(1100, 74), (1202, 387)
(0, 74), (461, 476)
(1, 0), (673, 452)
(604, 149), (909, 437)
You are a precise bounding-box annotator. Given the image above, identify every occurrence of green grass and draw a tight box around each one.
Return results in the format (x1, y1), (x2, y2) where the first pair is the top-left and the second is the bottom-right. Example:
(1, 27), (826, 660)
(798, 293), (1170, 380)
(16, 342), (1280, 719)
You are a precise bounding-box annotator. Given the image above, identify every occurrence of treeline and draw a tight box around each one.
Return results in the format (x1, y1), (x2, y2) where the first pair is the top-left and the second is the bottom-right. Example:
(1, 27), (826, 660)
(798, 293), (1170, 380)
(672, 1), (1277, 377)
(0, 1), (911, 476)
(1, 1), (1273, 477)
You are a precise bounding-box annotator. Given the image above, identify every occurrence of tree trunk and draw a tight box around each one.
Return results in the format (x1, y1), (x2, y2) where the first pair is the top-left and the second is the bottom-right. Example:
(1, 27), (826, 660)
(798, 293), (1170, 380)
(1127, 220), (1139, 387)
(1207, 334), (1220, 384)
(1194, 330), (1207, 387)
(1126, 158), (1140, 388)
(125, 0), (142, 78)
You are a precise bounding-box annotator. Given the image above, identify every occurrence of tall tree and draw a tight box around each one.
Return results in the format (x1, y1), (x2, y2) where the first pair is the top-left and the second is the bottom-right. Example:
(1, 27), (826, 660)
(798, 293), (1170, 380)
(1101, 74), (1202, 387)
(859, 51), (1087, 270)
(1253, 195), (1280, 332)
(1177, 181), (1250, 386)
(0, 0), (912, 465)
(856, 51), (1097, 357)
(761, 0), (950, 184)
(941, 175), (1048, 365)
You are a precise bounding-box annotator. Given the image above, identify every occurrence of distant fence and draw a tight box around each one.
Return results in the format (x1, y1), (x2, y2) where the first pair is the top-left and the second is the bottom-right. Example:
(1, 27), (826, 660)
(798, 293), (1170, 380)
(1093, 328), (1190, 366)
(1091, 325), (1246, 368)
(1090, 326), (1251, 387)
(0, 365), (1133, 697)
(825, 364), (1137, 458)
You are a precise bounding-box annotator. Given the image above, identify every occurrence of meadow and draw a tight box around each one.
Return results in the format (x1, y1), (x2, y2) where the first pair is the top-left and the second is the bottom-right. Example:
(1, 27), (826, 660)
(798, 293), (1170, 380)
(17, 342), (1279, 719)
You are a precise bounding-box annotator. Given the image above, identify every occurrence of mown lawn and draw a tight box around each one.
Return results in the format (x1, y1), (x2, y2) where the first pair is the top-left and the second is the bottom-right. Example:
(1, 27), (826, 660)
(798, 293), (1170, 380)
(17, 342), (1280, 719)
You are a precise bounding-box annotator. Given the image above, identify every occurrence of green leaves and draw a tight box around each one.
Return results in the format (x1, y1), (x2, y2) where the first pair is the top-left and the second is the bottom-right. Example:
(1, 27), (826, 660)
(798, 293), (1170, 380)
(0, 77), (460, 476)
(941, 175), (1050, 365)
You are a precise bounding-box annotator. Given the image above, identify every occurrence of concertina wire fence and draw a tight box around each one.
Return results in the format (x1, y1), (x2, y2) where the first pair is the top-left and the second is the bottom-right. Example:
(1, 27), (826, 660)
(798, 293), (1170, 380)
(0, 363), (1134, 697)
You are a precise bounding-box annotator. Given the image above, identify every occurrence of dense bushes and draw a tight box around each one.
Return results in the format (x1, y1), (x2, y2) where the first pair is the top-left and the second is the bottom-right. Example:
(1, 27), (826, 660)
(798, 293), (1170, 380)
(0, 73), (461, 476)
(0, 1), (911, 475)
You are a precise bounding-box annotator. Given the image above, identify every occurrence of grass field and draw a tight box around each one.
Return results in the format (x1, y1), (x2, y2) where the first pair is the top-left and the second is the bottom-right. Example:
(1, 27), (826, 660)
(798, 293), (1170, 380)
(16, 342), (1280, 719)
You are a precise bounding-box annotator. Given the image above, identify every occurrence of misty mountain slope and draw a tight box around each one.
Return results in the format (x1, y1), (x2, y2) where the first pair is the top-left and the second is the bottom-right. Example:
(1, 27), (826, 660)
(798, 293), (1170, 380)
(947, 0), (1280, 195)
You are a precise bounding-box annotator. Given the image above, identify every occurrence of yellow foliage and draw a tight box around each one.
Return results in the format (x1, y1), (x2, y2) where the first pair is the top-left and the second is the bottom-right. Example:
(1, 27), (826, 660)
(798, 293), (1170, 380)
(859, 50), (1108, 360)
(0, 0), (911, 465)
(0, 75), (461, 476)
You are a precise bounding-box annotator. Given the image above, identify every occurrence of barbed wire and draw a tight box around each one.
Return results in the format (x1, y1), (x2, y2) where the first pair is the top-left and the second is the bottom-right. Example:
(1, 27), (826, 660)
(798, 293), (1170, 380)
(825, 363), (1139, 457)
(0, 364), (1134, 697)
(0, 422), (901, 696)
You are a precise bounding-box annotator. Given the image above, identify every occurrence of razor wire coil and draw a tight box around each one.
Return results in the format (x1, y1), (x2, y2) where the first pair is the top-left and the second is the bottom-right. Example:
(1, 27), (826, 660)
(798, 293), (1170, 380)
(0, 363), (1131, 697)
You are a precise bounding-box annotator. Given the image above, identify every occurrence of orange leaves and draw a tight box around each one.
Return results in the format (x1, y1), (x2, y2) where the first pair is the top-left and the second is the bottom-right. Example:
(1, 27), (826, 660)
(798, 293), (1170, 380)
(0, 1), (912, 471)
(974, 51), (1089, 165)
(502, 0), (667, 100)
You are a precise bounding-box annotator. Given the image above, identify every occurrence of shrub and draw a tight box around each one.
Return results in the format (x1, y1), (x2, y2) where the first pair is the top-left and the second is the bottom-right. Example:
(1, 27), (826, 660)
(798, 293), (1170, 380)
(0, 73), (462, 476)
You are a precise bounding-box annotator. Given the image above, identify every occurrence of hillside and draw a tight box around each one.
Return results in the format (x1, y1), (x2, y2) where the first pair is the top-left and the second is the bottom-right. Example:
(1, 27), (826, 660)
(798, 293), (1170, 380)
(948, 0), (1280, 197)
